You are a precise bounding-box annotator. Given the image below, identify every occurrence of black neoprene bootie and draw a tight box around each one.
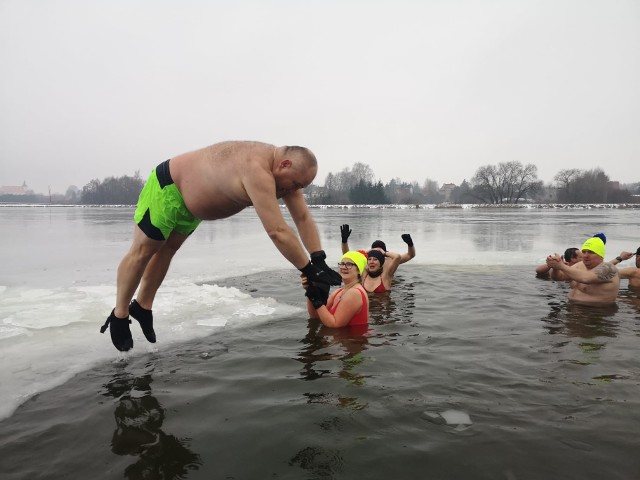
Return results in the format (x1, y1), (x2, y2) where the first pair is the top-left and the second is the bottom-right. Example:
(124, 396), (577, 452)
(100, 310), (133, 352)
(129, 299), (156, 343)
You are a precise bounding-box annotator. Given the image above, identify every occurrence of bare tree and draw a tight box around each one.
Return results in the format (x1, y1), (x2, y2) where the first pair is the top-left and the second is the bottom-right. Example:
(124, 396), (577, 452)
(351, 162), (375, 185)
(554, 168), (581, 189)
(506, 162), (542, 203)
(472, 161), (540, 204)
(471, 165), (501, 203)
(553, 168), (581, 202)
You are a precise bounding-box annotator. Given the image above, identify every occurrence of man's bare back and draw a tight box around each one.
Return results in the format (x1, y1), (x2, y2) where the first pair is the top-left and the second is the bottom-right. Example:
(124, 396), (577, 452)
(170, 141), (277, 220)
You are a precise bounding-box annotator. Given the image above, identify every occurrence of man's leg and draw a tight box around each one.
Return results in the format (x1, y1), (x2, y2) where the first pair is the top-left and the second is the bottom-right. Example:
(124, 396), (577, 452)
(114, 226), (165, 318)
(102, 225), (163, 351)
(135, 230), (191, 309)
(126, 230), (190, 344)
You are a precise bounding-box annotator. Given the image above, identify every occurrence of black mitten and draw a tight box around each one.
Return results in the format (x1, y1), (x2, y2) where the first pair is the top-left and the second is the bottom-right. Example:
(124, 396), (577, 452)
(300, 261), (339, 286)
(310, 250), (342, 286)
(340, 224), (352, 243)
(305, 284), (328, 309)
(313, 281), (330, 303)
(401, 234), (414, 247)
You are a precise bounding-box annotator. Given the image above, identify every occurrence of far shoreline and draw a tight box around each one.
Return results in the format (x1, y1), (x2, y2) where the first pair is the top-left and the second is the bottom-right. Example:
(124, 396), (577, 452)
(2, 203), (640, 209)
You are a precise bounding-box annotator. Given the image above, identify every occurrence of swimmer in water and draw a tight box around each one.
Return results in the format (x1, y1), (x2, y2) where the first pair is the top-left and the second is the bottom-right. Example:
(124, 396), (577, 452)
(340, 224), (415, 293)
(546, 236), (619, 305)
(302, 250), (369, 328)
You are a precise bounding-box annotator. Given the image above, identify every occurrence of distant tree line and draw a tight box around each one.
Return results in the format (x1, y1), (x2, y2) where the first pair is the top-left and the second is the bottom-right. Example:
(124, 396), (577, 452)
(0, 193), (48, 203)
(305, 161), (637, 205)
(80, 172), (144, 204)
(3, 162), (638, 205)
(552, 168), (631, 203)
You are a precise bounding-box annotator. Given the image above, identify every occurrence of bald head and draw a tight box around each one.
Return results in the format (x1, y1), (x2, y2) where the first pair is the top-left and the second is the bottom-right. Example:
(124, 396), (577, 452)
(283, 146), (317, 169)
(273, 145), (318, 196)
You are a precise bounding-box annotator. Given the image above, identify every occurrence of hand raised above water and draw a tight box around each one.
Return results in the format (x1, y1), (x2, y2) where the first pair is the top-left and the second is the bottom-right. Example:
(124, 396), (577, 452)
(340, 224), (352, 244)
(401, 233), (414, 247)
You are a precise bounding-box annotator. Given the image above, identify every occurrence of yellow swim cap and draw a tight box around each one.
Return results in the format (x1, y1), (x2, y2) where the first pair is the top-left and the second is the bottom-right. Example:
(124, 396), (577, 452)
(342, 250), (367, 275)
(581, 237), (605, 258)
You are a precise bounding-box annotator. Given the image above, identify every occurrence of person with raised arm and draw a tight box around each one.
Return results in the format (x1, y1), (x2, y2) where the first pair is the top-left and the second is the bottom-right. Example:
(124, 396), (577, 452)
(339, 224), (415, 293)
(610, 247), (640, 289)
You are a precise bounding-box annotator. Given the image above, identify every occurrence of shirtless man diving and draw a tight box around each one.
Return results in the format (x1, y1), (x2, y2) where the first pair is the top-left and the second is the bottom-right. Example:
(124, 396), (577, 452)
(101, 141), (341, 351)
(545, 236), (619, 305)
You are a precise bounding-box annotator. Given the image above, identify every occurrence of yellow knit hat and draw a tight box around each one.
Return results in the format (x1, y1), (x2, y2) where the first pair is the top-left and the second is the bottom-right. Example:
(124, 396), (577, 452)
(581, 237), (605, 258)
(342, 250), (367, 275)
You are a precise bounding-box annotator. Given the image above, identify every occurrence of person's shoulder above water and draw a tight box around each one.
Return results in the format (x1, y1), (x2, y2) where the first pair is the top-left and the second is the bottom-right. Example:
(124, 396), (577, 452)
(340, 225), (416, 292)
(303, 251), (369, 328)
(546, 235), (619, 305)
(615, 246), (640, 287)
(536, 246), (582, 280)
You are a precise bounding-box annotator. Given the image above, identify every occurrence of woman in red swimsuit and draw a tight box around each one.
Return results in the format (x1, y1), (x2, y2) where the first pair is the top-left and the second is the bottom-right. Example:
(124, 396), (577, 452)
(302, 251), (369, 327)
(340, 225), (416, 293)
(361, 248), (402, 293)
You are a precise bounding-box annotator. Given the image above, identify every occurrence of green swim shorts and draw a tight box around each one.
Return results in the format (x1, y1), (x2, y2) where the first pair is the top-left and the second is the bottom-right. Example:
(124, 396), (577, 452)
(133, 160), (202, 240)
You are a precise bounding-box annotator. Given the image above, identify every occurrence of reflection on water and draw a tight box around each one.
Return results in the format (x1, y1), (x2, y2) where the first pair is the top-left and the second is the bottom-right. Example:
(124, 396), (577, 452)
(296, 318), (371, 410)
(3, 262), (640, 479)
(470, 221), (536, 253)
(295, 274), (418, 412)
(368, 275), (417, 325)
(288, 446), (344, 478)
(618, 288), (640, 337)
(292, 320), (370, 478)
(102, 369), (201, 479)
(543, 300), (620, 339)
(541, 300), (620, 366)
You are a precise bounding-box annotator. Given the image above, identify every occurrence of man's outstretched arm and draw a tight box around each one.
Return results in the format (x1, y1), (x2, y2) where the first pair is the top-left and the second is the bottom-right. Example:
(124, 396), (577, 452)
(284, 191), (322, 254)
(246, 175), (339, 285)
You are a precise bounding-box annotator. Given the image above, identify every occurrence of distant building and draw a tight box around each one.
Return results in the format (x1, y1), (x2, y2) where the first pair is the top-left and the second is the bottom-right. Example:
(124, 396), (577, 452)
(0, 181), (29, 195)
(439, 183), (456, 201)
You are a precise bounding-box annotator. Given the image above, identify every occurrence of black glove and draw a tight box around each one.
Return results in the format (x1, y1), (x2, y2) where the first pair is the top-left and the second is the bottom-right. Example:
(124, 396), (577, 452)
(300, 259), (341, 287)
(310, 250), (342, 285)
(340, 224), (352, 243)
(401, 234), (414, 247)
(305, 283), (329, 309)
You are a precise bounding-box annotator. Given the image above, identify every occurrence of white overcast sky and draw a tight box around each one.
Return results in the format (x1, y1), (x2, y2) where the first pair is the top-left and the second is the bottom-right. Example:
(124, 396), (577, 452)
(1, 0), (639, 194)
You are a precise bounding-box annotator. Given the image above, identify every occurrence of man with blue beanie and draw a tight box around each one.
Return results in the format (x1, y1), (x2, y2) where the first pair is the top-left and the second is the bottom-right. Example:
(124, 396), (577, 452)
(545, 236), (619, 305)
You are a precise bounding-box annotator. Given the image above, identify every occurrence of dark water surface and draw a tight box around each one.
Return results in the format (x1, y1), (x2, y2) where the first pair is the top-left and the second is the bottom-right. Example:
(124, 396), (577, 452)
(2, 266), (639, 480)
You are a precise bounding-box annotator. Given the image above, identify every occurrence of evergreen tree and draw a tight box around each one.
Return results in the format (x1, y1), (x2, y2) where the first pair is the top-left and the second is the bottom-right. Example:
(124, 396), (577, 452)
(349, 180), (390, 204)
